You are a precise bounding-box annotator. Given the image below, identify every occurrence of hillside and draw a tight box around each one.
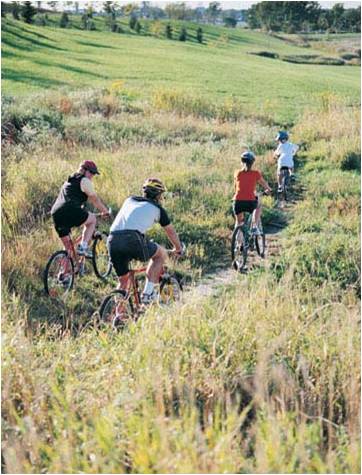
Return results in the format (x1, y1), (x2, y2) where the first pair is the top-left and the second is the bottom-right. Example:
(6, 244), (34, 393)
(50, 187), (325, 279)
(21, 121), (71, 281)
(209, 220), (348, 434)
(2, 17), (360, 123)
(1, 16), (361, 474)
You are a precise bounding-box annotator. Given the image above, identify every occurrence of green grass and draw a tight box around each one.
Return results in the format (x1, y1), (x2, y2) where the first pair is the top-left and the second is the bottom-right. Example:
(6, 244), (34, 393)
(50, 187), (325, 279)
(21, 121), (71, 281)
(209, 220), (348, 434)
(2, 17), (360, 123)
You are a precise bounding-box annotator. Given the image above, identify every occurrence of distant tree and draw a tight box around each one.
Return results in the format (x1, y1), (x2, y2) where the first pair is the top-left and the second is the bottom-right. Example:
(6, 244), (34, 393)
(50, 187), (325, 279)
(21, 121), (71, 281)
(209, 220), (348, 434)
(165, 23), (172, 39)
(103, 1), (115, 20)
(129, 14), (137, 29)
(34, 13), (46, 25)
(74, 2), (79, 14)
(21, 1), (37, 23)
(331, 3), (345, 30)
(48, 1), (57, 11)
(207, 1), (221, 24)
(11, 2), (20, 20)
(196, 26), (203, 43)
(1, 3), (6, 18)
(135, 20), (142, 33)
(224, 17), (237, 27)
(317, 13), (330, 31)
(36, 1), (41, 11)
(60, 12), (69, 28)
(165, 2), (190, 20)
(179, 26), (187, 41)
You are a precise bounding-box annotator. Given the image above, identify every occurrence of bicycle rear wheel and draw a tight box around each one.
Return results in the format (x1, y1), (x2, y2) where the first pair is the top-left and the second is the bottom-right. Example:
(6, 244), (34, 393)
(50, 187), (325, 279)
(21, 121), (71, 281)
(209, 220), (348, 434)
(92, 232), (112, 280)
(255, 223), (266, 258)
(44, 250), (74, 298)
(99, 290), (134, 330)
(159, 275), (182, 304)
(231, 226), (248, 271)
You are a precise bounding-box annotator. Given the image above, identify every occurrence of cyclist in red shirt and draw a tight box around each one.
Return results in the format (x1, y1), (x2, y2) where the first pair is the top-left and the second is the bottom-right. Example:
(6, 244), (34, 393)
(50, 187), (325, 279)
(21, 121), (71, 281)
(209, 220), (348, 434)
(233, 151), (271, 234)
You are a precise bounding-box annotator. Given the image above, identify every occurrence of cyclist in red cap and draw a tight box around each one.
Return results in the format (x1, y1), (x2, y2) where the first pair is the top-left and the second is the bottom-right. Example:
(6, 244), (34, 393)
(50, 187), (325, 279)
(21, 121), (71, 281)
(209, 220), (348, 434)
(51, 160), (110, 258)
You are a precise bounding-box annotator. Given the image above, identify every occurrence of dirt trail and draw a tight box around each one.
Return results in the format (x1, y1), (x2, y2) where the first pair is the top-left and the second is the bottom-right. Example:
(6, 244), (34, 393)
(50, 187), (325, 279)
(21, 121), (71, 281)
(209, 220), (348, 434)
(187, 188), (303, 299)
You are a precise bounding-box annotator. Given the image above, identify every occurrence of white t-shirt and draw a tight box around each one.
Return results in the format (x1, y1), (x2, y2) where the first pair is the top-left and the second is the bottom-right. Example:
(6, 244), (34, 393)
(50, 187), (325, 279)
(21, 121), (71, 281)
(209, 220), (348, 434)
(80, 177), (96, 196)
(110, 197), (170, 235)
(276, 142), (299, 169)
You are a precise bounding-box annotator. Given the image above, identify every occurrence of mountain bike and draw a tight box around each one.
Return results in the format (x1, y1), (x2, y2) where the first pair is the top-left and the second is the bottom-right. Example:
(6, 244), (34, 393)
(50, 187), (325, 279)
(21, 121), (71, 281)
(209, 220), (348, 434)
(44, 211), (112, 298)
(99, 247), (185, 330)
(231, 198), (266, 272)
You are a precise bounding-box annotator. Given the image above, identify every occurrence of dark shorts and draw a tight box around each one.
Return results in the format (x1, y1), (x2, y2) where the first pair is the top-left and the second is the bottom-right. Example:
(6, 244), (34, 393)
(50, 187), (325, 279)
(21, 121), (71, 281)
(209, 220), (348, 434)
(107, 230), (158, 277)
(52, 206), (89, 238)
(233, 199), (258, 215)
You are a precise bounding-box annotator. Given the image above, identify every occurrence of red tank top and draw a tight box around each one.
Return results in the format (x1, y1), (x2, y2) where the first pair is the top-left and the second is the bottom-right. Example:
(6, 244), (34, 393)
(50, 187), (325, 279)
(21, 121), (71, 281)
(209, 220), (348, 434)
(234, 170), (262, 200)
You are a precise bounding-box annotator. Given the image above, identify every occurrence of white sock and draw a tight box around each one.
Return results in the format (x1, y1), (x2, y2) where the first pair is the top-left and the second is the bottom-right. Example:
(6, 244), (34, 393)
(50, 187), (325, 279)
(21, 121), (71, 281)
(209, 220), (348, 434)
(80, 241), (88, 249)
(143, 279), (155, 295)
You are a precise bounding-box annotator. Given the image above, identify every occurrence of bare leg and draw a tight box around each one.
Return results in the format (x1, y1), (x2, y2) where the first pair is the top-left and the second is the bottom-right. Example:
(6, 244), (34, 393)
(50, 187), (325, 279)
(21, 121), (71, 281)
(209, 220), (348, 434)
(146, 245), (167, 283)
(235, 212), (244, 228)
(277, 170), (282, 187)
(60, 235), (76, 272)
(253, 203), (262, 228)
(81, 212), (96, 245)
(117, 273), (130, 291)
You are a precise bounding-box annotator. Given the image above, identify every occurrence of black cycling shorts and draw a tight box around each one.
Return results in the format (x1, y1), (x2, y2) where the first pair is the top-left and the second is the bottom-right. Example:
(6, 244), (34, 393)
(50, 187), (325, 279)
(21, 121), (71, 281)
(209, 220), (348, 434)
(52, 206), (89, 238)
(233, 199), (258, 215)
(107, 230), (158, 277)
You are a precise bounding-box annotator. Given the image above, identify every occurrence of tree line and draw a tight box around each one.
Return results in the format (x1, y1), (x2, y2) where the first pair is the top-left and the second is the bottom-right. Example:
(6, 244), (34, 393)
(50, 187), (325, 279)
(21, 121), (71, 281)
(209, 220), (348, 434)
(248, 2), (360, 33)
(1, 1), (360, 34)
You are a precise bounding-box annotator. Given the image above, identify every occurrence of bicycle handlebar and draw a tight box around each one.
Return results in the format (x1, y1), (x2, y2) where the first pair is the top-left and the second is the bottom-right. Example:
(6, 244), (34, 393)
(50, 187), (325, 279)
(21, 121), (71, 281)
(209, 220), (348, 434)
(94, 207), (113, 217)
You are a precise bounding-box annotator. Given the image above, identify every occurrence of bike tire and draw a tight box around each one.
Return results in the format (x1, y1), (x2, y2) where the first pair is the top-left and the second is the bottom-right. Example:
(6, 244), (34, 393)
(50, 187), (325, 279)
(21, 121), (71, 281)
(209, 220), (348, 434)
(283, 170), (289, 202)
(231, 225), (248, 271)
(99, 289), (134, 330)
(92, 232), (112, 280)
(44, 250), (74, 298)
(255, 225), (266, 258)
(159, 275), (183, 304)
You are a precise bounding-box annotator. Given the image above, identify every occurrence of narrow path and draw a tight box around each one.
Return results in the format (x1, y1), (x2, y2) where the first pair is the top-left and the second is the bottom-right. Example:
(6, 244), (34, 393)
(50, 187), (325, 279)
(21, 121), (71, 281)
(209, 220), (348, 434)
(187, 183), (304, 298)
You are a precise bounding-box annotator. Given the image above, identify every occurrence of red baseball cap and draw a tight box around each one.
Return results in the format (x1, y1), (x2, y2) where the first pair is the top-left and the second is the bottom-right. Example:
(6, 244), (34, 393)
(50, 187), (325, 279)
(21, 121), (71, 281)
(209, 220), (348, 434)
(80, 160), (100, 175)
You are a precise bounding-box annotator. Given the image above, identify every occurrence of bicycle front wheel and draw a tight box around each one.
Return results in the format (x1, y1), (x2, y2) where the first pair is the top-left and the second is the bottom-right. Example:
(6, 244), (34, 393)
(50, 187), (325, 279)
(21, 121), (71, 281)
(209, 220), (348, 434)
(92, 232), (112, 280)
(159, 276), (182, 304)
(231, 226), (248, 271)
(44, 250), (74, 298)
(99, 290), (134, 330)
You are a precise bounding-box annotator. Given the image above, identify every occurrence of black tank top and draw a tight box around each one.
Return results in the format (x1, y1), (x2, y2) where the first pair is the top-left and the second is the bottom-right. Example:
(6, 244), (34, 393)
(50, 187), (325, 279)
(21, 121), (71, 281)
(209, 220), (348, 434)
(51, 173), (88, 214)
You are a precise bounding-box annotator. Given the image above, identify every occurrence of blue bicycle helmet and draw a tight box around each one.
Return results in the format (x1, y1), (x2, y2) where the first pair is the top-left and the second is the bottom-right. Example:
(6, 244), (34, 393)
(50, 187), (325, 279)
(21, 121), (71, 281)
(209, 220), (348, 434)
(275, 131), (289, 141)
(241, 151), (255, 163)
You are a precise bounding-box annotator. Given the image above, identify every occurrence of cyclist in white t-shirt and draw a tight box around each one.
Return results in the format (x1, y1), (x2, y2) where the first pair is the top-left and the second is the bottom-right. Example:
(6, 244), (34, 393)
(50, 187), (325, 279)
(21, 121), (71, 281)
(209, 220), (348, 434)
(274, 131), (299, 192)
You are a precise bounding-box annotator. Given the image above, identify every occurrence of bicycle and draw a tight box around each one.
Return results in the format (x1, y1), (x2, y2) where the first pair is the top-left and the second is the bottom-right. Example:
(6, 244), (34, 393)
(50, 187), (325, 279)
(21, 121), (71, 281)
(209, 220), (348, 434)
(231, 196), (266, 272)
(99, 247), (185, 329)
(44, 210), (112, 298)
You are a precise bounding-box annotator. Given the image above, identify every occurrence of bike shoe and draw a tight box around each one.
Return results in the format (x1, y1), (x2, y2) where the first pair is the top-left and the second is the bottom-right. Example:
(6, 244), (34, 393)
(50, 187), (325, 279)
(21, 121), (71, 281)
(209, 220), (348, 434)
(77, 244), (93, 258)
(141, 291), (159, 306)
(57, 272), (71, 287)
(277, 186), (283, 193)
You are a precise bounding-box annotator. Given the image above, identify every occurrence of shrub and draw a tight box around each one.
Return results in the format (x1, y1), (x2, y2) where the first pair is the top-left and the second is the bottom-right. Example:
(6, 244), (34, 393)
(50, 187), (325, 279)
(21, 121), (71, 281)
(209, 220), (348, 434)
(129, 15), (137, 30)
(59, 12), (69, 28)
(165, 24), (172, 39)
(135, 20), (142, 34)
(196, 27), (203, 43)
(179, 27), (187, 42)
(34, 14), (46, 26)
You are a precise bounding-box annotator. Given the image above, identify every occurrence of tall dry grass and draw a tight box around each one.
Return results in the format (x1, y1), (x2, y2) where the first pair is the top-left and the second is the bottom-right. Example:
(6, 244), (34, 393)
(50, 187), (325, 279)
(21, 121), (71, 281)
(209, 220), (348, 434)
(1, 89), (360, 473)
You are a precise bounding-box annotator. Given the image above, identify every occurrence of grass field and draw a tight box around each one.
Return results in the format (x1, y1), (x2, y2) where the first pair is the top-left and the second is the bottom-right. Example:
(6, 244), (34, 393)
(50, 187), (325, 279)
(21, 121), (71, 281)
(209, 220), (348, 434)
(2, 17), (360, 123)
(1, 16), (361, 474)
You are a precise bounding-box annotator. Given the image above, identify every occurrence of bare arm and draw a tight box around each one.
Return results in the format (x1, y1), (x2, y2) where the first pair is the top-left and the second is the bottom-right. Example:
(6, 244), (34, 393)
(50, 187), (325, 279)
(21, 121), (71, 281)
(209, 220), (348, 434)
(163, 224), (182, 252)
(259, 177), (272, 193)
(87, 194), (109, 215)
